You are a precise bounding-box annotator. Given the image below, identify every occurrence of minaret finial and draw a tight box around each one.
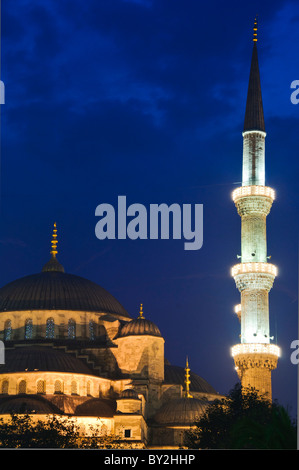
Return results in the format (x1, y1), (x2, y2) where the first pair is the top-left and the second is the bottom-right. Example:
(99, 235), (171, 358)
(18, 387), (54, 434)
(138, 303), (145, 319)
(184, 356), (193, 398)
(253, 16), (258, 43)
(50, 222), (58, 258)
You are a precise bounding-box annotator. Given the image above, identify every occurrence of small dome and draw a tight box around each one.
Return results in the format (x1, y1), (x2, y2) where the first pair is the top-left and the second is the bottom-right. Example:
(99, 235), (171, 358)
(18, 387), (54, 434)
(119, 389), (139, 399)
(118, 317), (162, 338)
(154, 397), (209, 426)
(117, 303), (161, 338)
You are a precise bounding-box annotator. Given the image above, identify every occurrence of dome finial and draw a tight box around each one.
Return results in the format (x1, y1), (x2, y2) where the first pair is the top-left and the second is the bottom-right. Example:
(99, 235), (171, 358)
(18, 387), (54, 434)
(138, 303), (145, 319)
(42, 222), (65, 273)
(253, 16), (258, 43)
(184, 356), (193, 398)
(50, 222), (58, 258)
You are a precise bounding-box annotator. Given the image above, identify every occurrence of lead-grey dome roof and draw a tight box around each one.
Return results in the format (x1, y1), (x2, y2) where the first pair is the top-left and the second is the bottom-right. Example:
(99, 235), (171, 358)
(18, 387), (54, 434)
(0, 346), (98, 376)
(117, 317), (162, 338)
(0, 271), (130, 318)
(154, 397), (209, 426)
(0, 394), (63, 415)
(164, 364), (218, 395)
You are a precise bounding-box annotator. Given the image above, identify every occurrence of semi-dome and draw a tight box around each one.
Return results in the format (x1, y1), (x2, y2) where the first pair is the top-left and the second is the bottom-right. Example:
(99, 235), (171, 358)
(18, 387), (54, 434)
(0, 346), (98, 376)
(154, 397), (209, 426)
(0, 394), (63, 415)
(117, 304), (162, 338)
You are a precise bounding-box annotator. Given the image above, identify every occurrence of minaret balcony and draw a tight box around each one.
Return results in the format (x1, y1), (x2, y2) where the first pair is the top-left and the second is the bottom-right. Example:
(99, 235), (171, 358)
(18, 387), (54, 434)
(232, 185), (275, 216)
(231, 343), (280, 375)
(232, 185), (275, 201)
(231, 262), (277, 277)
(232, 342), (280, 357)
(231, 262), (277, 292)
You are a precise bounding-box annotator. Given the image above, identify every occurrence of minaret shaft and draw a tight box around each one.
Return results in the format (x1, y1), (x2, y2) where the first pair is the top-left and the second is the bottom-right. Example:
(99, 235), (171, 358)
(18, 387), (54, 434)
(242, 131), (265, 187)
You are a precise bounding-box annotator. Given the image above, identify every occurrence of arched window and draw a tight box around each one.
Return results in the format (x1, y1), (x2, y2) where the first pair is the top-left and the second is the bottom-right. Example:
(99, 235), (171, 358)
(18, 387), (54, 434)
(46, 318), (55, 339)
(68, 319), (76, 339)
(24, 319), (33, 339)
(37, 379), (46, 394)
(71, 380), (78, 395)
(89, 320), (95, 340)
(1, 380), (8, 394)
(4, 320), (12, 341)
(18, 380), (27, 394)
(54, 380), (63, 394)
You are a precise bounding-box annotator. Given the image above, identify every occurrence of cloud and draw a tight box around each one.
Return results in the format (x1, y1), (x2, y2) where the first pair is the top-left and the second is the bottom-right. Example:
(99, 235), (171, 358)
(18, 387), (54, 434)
(0, 238), (27, 247)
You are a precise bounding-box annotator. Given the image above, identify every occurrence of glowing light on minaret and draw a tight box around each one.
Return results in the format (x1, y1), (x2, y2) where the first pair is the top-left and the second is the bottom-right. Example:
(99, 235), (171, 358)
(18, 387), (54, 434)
(183, 357), (193, 399)
(231, 19), (280, 400)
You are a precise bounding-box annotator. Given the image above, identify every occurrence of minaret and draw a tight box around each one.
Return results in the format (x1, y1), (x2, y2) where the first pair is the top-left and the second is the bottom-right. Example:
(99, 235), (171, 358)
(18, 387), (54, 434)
(231, 19), (280, 400)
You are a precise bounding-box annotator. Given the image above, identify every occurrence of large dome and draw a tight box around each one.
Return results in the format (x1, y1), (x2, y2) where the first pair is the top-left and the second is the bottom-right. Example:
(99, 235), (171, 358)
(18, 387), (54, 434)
(0, 270), (130, 319)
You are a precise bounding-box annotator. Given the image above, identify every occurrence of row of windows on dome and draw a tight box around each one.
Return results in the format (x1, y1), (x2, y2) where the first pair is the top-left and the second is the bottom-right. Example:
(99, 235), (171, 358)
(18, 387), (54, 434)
(2, 318), (105, 341)
(1, 378), (94, 396)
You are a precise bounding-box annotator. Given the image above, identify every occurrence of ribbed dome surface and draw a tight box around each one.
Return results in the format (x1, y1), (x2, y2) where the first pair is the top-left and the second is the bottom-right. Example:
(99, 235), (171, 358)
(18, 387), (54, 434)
(0, 347), (97, 376)
(154, 397), (209, 426)
(119, 389), (139, 399)
(118, 317), (162, 338)
(0, 271), (130, 318)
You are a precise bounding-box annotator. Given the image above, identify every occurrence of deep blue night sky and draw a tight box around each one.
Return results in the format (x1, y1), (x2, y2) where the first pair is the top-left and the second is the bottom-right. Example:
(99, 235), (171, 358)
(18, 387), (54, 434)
(0, 0), (298, 418)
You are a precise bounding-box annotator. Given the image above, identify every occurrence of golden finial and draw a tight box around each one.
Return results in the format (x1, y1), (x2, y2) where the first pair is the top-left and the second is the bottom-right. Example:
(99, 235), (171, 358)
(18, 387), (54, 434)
(138, 303), (145, 319)
(253, 16), (258, 43)
(50, 222), (58, 258)
(184, 356), (193, 398)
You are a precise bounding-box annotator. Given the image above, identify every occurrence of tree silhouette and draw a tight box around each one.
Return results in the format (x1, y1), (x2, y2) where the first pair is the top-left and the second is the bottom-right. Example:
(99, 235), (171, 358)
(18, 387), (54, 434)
(184, 383), (297, 450)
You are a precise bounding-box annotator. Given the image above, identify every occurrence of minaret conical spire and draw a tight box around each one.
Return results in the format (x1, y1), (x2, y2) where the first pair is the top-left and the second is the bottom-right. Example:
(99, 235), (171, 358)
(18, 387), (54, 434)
(243, 17), (265, 133)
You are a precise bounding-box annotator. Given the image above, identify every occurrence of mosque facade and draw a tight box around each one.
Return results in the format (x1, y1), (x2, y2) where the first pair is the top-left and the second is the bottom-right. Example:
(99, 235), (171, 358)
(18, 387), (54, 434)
(0, 223), (220, 448)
